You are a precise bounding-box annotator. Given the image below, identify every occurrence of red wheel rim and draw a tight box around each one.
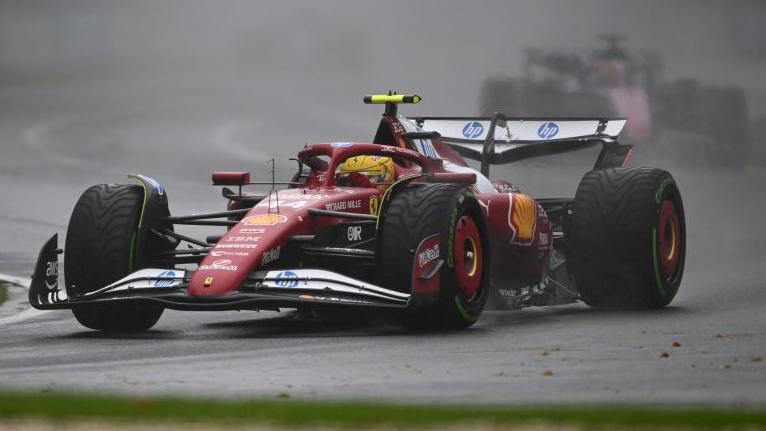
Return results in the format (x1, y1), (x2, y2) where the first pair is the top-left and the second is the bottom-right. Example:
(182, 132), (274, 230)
(658, 199), (681, 279)
(454, 215), (483, 300)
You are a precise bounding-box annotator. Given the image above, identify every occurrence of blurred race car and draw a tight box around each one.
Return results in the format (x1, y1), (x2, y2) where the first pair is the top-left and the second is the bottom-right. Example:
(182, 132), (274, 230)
(480, 35), (750, 167)
(29, 94), (686, 331)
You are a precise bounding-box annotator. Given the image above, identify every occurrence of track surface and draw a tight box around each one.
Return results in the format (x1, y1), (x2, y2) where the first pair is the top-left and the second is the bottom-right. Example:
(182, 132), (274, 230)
(0, 81), (764, 404)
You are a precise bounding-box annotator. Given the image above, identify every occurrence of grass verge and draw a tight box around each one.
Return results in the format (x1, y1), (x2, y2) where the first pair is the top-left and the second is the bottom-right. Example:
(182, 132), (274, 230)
(0, 390), (765, 429)
(0, 281), (7, 307)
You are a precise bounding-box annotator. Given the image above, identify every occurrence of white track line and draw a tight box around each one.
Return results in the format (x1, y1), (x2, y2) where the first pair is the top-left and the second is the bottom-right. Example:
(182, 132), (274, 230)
(0, 273), (31, 287)
(0, 273), (51, 325)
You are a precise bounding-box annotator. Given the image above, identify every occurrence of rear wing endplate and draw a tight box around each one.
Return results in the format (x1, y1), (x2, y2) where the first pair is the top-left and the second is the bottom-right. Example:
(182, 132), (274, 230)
(407, 114), (632, 175)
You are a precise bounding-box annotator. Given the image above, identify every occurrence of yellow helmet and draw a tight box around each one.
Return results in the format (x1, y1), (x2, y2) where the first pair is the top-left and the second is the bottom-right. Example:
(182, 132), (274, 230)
(338, 155), (395, 188)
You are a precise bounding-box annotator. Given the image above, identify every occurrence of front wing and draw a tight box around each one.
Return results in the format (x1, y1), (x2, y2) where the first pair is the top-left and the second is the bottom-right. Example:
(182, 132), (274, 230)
(29, 234), (410, 312)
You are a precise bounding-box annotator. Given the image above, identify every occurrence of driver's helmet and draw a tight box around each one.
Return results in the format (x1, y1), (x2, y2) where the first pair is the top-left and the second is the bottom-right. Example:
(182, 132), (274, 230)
(337, 155), (395, 190)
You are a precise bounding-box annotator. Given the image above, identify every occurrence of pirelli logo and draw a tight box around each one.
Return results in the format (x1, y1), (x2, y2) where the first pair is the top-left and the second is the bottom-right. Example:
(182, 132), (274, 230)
(508, 194), (536, 245)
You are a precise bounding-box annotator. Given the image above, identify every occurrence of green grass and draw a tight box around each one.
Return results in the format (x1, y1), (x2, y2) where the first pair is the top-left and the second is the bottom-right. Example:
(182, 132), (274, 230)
(0, 281), (7, 306)
(0, 390), (765, 429)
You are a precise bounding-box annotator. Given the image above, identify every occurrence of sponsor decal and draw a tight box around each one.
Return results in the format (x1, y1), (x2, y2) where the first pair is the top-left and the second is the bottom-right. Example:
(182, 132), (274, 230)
(45, 260), (58, 290)
(380, 146), (421, 158)
(497, 288), (515, 298)
(493, 182), (520, 193)
(46, 261), (58, 277)
(325, 200), (362, 211)
(274, 270), (299, 287)
(391, 121), (406, 134)
(154, 270), (176, 287)
(412, 234), (442, 294)
(243, 214), (287, 226)
(397, 147), (417, 156)
(418, 244), (440, 268)
(369, 196), (379, 215)
(239, 227), (266, 234)
(210, 250), (249, 257)
(276, 193), (330, 201)
(225, 236), (261, 242)
(347, 226), (362, 241)
(215, 243), (258, 249)
(508, 194), (537, 245)
(537, 121), (559, 139)
(199, 259), (238, 271)
(539, 232), (549, 247)
(462, 121), (484, 139)
(204, 276), (214, 287)
(139, 175), (165, 196)
(262, 246), (280, 265)
(331, 142), (353, 148)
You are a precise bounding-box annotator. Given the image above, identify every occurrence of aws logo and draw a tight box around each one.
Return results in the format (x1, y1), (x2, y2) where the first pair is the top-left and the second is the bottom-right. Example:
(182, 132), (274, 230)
(508, 194), (537, 245)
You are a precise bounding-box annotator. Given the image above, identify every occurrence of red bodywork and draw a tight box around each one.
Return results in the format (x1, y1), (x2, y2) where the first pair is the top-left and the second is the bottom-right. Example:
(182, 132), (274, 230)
(189, 124), (552, 298)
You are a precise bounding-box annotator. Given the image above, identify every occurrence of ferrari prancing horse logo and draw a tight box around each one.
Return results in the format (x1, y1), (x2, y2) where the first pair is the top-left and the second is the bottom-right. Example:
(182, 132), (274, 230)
(508, 194), (536, 245)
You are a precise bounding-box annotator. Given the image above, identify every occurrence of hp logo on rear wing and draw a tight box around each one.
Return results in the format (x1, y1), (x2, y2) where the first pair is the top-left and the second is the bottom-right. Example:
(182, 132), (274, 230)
(537, 122), (559, 139)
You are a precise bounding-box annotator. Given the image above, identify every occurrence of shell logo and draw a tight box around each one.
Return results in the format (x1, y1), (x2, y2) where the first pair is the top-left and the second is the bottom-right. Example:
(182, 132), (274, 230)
(508, 194), (536, 245)
(242, 214), (287, 226)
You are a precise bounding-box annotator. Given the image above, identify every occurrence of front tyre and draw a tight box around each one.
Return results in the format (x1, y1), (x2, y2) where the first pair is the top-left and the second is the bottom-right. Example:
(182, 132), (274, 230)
(568, 167), (686, 308)
(379, 184), (490, 329)
(64, 184), (164, 331)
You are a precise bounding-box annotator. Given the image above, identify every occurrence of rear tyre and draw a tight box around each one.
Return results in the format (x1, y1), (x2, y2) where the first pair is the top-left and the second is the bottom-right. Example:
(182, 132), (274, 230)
(379, 184), (489, 329)
(64, 184), (164, 331)
(568, 167), (685, 308)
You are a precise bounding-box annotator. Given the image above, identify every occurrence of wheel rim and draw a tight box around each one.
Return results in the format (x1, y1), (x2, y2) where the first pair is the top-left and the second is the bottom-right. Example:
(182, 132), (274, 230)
(658, 199), (681, 280)
(454, 215), (483, 300)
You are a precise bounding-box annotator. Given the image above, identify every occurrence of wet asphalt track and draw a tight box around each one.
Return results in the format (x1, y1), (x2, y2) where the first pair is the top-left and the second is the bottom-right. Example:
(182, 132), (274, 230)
(0, 81), (764, 404)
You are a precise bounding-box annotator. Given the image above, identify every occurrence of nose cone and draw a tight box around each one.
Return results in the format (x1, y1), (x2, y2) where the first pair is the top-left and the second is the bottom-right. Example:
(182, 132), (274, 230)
(188, 212), (298, 297)
(186, 187), (382, 297)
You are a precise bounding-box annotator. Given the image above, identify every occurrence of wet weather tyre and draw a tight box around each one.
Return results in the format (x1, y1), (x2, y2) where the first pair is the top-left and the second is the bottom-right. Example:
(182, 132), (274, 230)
(379, 183), (490, 329)
(64, 184), (164, 331)
(568, 167), (685, 308)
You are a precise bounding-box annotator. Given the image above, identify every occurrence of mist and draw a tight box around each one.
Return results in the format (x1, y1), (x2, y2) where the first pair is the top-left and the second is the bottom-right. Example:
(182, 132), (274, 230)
(0, 0), (765, 405)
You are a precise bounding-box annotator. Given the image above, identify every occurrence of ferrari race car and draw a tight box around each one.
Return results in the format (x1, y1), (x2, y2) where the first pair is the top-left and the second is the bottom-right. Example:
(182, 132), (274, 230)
(29, 94), (686, 331)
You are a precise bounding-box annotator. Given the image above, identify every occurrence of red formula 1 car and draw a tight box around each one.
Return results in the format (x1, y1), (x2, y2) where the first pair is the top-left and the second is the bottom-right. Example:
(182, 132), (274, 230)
(30, 94), (686, 331)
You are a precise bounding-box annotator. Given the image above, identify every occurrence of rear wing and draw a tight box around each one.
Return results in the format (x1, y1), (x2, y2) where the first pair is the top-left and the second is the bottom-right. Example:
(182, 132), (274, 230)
(407, 114), (632, 176)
